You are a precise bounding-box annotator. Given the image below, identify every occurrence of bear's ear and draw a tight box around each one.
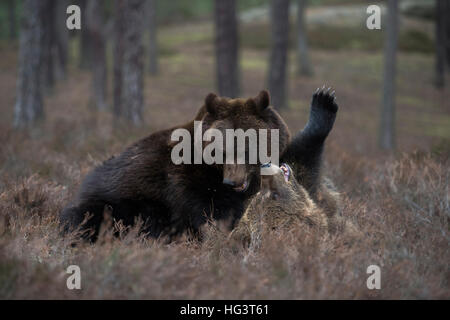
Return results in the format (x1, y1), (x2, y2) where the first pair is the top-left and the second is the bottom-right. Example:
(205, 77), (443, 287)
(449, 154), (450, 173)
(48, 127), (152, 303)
(205, 93), (219, 115)
(254, 90), (270, 112)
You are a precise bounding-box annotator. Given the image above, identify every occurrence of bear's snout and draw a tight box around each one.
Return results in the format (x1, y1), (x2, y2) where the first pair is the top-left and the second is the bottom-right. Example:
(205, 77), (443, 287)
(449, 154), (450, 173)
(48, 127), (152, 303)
(223, 164), (249, 192)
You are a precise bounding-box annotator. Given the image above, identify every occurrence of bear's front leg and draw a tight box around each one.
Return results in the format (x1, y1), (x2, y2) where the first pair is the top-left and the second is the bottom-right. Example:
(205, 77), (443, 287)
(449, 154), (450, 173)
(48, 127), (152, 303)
(281, 87), (339, 196)
(304, 86), (338, 140)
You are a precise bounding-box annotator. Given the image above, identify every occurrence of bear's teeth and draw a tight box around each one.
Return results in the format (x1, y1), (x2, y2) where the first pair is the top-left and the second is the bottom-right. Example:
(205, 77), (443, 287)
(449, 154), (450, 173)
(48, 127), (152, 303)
(280, 163), (291, 182)
(234, 181), (248, 192)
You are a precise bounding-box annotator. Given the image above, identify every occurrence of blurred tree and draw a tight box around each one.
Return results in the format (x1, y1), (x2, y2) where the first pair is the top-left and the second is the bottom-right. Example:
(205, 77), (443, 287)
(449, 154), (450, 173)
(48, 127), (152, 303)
(79, 0), (94, 69)
(434, 0), (446, 88)
(114, 0), (145, 125)
(14, 0), (49, 128)
(42, 1), (56, 92)
(445, 0), (450, 70)
(41, 1), (70, 91)
(54, 0), (70, 80)
(214, 0), (240, 98)
(379, 0), (399, 150)
(87, 0), (107, 110)
(113, 0), (125, 119)
(268, 0), (290, 109)
(7, 0), (16, 40)
(147, 0), (158, 75)
(296, 0), (313, 76)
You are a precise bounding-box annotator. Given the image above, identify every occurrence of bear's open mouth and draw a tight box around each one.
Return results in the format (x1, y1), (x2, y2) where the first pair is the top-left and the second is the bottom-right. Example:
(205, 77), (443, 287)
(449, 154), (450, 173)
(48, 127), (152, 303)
(233, 180), (249, 192)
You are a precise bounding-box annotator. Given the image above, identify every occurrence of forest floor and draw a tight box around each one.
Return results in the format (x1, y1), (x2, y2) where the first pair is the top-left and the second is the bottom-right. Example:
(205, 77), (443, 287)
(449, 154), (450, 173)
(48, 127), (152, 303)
(0, 11), (449, 299)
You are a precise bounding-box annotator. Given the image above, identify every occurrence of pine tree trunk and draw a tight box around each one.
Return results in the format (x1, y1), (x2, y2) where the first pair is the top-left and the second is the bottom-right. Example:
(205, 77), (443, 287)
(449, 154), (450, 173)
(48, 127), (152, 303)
(379, 0), (399, 150)
(123, 0), (145, 124)
(42, 0), (56, 92)
(445, 0), (450, 70)
(54, 0), (70, 80)
(14, 0), (48, 128)
(214, 0), (240, 98)
(268, 0), (290, 109)
(113, 0), (125, 118)
(87, 0), (107, 110)
(297, 0), (313, 76)
(147, 0), (158, 75)
(79, 0), (93, 69)
(114, 0), (145, 125)
(434, 0), (446, 88)
(7, 0), (16, 40)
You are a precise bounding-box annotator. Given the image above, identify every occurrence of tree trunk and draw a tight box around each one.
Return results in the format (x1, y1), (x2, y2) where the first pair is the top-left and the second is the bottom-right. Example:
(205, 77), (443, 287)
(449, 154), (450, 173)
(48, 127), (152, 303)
(113, 0), (145, 125)
(54, 0), (70, 80)
(268, 0), (290, 109)
(147, 0), (158, 75)
(296, 0), (313, 76)
(379, 0), (399, 150)
(87, 0), (107, 110)
(79, 0), (93, 69)
(42, 1), (69, 87)
(434, 0), (446, 88)
(445, 0), (450, 70)
(14, 0), (49, 128)
(214, 0), (240, 98)
(7, 0), (16, 40)
(113, 0), (125, 118)
(42, 0), (56, 92)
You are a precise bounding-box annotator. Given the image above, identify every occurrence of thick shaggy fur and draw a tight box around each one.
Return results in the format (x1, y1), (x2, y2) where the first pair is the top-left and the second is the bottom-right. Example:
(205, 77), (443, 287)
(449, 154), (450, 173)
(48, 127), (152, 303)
(232, 165), (354, 244)
(60, 91), (290, 241)
(232, 88), (359, 244)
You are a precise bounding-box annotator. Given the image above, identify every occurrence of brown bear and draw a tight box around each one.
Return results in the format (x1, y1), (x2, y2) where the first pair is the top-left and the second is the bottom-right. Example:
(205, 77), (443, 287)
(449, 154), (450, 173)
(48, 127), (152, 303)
(60, 91), (290, 241)
(232, 88), (360, 245)
(231, 163), (347, 246)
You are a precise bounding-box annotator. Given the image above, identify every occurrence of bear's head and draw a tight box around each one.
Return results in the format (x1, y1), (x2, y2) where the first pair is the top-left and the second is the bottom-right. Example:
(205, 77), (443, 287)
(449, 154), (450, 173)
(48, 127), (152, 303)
(196, 90), (290, 194)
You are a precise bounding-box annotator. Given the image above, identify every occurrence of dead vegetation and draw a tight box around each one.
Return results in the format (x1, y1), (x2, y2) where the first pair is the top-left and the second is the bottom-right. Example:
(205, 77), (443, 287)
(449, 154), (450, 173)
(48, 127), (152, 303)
(0, 151), (448, 299)
(0, 17), (449, 299)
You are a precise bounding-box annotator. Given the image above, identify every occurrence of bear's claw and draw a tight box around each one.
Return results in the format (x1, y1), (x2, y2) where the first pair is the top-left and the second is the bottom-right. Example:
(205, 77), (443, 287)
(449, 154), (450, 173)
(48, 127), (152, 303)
(312, 86), (338, 114)
(302, 86), (339, 140)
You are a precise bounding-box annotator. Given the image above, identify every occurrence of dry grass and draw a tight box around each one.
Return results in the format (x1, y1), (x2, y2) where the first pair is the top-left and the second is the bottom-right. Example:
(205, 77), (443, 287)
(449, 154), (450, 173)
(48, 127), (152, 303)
(0, 152), (448, 299)
(0, 20), (449, 299)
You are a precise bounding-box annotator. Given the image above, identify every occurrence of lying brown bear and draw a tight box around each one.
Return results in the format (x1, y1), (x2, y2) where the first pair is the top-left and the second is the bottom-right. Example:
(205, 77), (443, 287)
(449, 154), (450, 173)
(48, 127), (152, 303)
(232, 88), (359, 244)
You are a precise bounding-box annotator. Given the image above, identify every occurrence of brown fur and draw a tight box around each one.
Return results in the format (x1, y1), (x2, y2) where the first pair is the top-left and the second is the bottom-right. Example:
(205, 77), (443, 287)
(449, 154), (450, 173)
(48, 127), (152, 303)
(60, 91), (291, 241)
(231, 88), (362, 246)
(232, 165), (360, 247)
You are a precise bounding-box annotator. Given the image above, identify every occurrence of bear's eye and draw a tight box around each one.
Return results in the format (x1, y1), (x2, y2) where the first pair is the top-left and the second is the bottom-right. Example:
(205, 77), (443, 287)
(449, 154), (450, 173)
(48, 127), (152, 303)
(271, 192), (280, 200)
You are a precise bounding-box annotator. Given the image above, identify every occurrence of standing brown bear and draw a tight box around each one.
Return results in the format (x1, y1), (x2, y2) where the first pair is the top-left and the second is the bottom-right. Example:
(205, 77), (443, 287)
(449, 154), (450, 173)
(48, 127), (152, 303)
(60, 91), (290, 241)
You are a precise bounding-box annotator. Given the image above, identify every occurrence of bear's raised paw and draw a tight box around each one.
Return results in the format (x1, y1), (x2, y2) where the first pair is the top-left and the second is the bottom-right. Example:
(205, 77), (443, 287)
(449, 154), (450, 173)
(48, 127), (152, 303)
(303, 86), (339, 140)
(312, 86), (338, 114)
